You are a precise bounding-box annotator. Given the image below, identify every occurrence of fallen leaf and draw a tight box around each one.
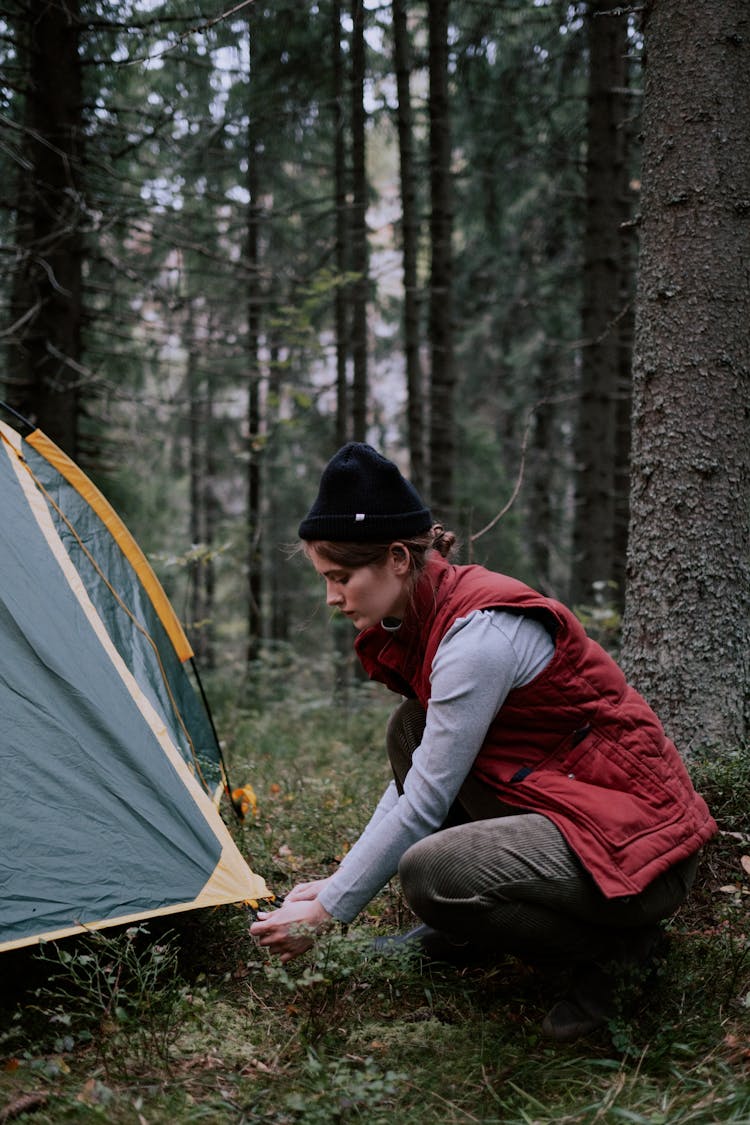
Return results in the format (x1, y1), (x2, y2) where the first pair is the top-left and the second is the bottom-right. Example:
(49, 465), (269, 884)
(232, 785), (258, 819)
(741, 856), (750, 878)
(76, 1078), (112, 1106)
(723, 1032), (750, 1063)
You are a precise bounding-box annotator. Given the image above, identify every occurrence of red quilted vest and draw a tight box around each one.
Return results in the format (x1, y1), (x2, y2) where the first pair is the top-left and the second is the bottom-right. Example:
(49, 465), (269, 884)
(355, 556), (717, 898)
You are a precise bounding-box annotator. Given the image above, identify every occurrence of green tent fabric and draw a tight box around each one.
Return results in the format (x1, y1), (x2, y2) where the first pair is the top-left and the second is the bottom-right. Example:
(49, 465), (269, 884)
(0, 420), (268, 952)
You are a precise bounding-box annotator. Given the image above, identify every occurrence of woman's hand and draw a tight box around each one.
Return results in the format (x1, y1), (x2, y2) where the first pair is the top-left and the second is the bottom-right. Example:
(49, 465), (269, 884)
(250, 896), (332, 963)
(284, 877), (333, 903)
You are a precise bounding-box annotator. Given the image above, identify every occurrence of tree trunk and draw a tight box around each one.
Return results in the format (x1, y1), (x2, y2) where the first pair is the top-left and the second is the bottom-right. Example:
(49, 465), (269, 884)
(570, 1), (633, 609)
(332, 0), (349, 447)
(203, 362), (216, 670)
(266, 338), (289, 645)
(427, 0), (454, 516)
(7, 0), (83, 456)
(187, 303), (206, 663)
(186, 303), (215, 669)
(246, 20), (263, 663)
(393, 0), (425, 493)
(350, 0), (368, 441)
(527, 361), (555, 593)
(621, 0), (750, 753)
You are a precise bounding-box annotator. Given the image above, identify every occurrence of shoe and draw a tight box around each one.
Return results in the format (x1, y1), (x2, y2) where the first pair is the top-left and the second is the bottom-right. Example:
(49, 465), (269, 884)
(371, 924), (493, 966)
(541, 979), (614, 1043)
(541, 927), (665, 1043)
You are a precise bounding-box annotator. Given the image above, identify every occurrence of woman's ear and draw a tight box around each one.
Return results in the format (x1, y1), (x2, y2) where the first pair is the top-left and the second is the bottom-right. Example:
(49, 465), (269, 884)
(389, 543), (411, 575)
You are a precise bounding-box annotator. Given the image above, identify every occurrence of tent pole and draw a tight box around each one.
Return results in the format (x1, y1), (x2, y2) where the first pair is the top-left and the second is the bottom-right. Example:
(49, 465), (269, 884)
(0, 401), (35, 431)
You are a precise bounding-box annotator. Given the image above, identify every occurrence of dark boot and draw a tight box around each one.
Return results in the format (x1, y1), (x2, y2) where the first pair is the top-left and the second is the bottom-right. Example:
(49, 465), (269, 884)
(541, 962), (620, 1042)
(541, 925), (665, 1043)
(371, 924), (495, 967)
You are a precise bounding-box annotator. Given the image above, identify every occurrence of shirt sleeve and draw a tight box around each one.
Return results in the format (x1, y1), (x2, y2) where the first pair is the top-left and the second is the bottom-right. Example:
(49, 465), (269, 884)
(317, 609), (554, 922)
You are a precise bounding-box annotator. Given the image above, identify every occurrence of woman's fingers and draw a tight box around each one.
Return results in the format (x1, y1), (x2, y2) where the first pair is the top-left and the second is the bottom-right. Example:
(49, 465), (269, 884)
(249, 898), (332, 961)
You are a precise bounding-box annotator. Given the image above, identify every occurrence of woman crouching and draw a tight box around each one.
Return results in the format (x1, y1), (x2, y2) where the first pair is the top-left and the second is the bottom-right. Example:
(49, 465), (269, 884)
(250, 442), (716, 1042)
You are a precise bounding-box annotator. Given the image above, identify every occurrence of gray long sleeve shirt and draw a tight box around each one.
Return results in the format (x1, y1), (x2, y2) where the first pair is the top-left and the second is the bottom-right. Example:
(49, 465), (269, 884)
(317, 608), (555, 923)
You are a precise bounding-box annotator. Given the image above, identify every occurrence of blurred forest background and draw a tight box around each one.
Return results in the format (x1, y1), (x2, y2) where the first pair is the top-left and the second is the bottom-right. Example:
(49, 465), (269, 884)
(1, 0), (748, 753)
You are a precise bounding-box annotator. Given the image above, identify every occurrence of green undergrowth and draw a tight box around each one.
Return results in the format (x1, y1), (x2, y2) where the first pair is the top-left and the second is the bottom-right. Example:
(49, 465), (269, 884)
(2, 667), (749, 1123)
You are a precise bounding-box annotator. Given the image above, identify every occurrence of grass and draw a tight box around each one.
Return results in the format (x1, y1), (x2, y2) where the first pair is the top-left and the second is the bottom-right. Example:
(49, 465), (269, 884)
(1, 658), (749, 1123)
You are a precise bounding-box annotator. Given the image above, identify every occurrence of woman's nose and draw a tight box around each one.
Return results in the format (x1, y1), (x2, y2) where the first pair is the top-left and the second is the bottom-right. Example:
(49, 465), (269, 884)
(326, 582), (342, 606)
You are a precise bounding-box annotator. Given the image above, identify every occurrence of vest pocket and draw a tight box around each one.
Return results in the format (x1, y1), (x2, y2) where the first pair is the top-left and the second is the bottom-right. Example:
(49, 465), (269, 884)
(514, 733), (682, 849)
(508, 723), (593, 783)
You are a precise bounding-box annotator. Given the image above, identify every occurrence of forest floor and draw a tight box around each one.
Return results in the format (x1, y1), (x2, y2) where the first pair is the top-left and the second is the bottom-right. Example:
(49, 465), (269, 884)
(2, 660), (750, 1124)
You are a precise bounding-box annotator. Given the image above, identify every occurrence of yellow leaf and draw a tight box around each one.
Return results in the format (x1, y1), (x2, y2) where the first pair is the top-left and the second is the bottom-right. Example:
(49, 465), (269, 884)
(231, 784), (258, 820)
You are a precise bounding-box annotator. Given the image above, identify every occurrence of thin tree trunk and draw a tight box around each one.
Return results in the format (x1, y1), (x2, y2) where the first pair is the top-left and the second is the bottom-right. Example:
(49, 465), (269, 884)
(7, 0), (83, 456)
(350, 0), (368, 441)
(621, 0), (750, 753)
(246, 20), (263, 663)
(527, 366), (554, 593)
(332, 0), (349, 447)
(393, 0), (425, 492)
(266, 337), (289, 644)
(187, 301), (206, 663)
(203, 362), (216, 670)
(427, 0), (454, 515)
(570, 1), (632, 608)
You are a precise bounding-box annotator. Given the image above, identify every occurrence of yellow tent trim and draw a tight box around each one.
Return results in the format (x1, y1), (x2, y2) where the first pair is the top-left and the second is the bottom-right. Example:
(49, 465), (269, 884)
(0, 843), (268, 953)
(6, 438), (269, 907)
(25, 428), (194, 663)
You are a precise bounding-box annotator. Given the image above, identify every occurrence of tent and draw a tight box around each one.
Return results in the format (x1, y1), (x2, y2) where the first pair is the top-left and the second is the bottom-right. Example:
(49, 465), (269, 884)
(0, 415), (268, 953)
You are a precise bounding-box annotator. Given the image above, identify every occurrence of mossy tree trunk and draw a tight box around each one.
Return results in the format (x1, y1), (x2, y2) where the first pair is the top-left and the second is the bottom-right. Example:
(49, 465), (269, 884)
(621, 0), (750, 753)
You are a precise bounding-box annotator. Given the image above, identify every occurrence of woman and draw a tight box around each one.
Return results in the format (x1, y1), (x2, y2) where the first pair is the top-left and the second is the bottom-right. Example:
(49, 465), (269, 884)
(250, 442), (716, 1041)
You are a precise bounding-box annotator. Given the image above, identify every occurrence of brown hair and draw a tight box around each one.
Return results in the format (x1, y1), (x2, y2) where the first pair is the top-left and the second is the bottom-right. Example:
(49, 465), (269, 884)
(303, 524), (457, 582)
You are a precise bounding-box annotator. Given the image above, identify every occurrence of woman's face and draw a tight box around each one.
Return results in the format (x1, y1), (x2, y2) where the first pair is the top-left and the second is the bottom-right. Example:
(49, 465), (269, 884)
(308, 544), (412, 630)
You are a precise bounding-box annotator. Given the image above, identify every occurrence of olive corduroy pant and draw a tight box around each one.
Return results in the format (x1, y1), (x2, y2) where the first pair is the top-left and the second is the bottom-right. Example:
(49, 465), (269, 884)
(388, 699), (698, 966)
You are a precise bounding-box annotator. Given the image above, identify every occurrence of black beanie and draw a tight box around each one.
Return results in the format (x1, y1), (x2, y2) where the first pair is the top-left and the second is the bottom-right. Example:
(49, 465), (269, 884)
(298, 442), (432, 543)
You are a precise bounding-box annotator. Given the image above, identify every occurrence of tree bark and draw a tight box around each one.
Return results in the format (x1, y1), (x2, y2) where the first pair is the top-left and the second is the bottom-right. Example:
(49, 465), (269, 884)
(621, 0), (750, 753)
(203, 361), (216, 670)
(427, 0), (454, 516)
(185, 302), (216, 670)
(246, 18), (263, 663)
(350, 0), (368, 441)
(570, 1), (633, 609)
(7, 0), (83, 456)
(187, 303), (206, 663)
(393, 0), (425, 493)
(332, 0), (349, 447)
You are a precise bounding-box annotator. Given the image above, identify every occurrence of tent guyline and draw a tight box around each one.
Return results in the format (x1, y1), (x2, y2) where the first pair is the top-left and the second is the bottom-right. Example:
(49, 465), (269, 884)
(0, 408), (268, 953)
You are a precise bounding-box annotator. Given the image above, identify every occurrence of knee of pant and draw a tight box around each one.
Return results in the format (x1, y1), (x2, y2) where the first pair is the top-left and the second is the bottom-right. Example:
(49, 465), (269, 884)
(386, 699), (425, 749)
(386, 699), (426, 779)
(398, 851), (433, 920)
(398, 836), (462, 917)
